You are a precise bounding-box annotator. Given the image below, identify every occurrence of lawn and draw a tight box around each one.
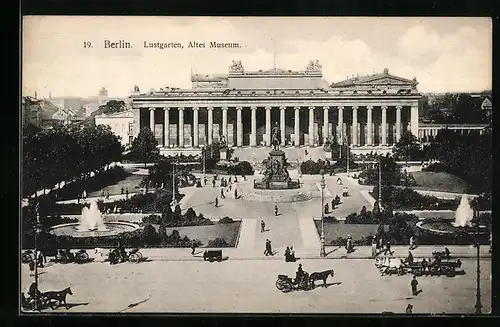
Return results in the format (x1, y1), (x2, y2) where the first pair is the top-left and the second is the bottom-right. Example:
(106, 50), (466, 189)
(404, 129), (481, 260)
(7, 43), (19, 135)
(314, 220), (388, 244)
(88, 171), (143, 197)
(152, 221), (242, 247)
(411, 171), (471, 193)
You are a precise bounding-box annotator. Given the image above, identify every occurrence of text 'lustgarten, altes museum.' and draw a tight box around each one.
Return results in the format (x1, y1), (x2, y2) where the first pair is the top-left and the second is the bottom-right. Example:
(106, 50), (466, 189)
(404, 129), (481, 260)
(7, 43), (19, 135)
(130, 60), (420, 150)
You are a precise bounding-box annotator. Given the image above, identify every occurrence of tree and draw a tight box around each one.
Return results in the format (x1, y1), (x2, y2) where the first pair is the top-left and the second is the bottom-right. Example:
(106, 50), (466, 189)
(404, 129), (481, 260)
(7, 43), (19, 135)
(201, 142), (221, 169)
(392, 131), (421, 165)
(130, 128), (159, 167)
(99, 100), (126, 115)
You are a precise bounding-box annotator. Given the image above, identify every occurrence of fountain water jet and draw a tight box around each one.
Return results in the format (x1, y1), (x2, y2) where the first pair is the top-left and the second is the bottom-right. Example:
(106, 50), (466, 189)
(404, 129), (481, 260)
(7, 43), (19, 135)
(453, 195), (474, 227)
(77, 200), (108, 231)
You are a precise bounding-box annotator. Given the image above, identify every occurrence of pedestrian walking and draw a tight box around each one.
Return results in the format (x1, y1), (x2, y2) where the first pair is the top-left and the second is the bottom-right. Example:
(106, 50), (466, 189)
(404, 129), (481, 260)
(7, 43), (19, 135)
(261, 220), (266, 233)
(215, 197), (218, 207)
(204, 176), (207, 185)
(405, 304), (413, 314)
(331, 198), (336, 210)
(411, 276), (419, 296)
(383, 240), (393, 255)
(121, 187), (124, 195)
(191, 240), (196, 255)
(234, 189), (238, 199)
(285, 246), (291, 262)
(106, 191), (110, 200)
(264, 239), (271, 256)
(229, 176), (232, 184)
(274, 205), (279, 216)
(305, 149), (308, 156)
(125, 189), (129, 199)
(229, 184), (232, 191)
(212, 179), (216, 187)
(221, 188), (225, 199)
(234, 177), (238, 183)
(371, 238), (377, 257)
(409, 235), (414, 250)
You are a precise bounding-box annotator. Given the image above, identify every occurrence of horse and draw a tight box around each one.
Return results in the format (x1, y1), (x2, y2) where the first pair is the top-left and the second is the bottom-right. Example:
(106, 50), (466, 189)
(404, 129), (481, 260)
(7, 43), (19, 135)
(94, 248), (110, 262)
(309, 269), (334, 289)
(42, 287), (73, 309)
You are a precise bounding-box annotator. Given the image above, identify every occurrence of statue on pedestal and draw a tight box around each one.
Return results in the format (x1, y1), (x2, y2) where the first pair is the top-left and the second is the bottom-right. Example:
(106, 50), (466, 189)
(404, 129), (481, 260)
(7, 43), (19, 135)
(271, 122), (280, 151)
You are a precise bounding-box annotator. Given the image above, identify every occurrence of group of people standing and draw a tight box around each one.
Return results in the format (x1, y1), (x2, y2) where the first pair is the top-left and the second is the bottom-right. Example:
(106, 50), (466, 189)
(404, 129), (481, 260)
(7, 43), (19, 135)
(214, 174), (241, 207)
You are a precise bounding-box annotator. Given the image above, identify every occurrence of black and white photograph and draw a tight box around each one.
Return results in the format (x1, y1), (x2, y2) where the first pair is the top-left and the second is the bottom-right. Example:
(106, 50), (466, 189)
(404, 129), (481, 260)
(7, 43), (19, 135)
(21, 16), (492, 314)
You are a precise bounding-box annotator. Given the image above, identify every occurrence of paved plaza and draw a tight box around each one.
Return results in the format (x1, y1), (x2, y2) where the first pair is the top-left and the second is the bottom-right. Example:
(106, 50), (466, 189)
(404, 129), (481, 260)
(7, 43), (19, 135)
(22, 258), (491, 313)
(22, 164), (492, 314)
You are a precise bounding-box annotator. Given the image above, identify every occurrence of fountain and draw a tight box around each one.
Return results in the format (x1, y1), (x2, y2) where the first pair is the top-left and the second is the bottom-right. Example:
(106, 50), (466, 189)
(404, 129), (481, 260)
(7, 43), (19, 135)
(77, 201), (107, 231)
(49, 200), (139, 238)
(416, 195), (488, 236)
(452, 195), (474, 227)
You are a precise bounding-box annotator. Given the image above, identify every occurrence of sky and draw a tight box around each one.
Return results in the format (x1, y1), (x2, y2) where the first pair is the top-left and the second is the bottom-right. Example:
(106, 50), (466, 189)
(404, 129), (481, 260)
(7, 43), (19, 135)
(22, 16), (492, 98)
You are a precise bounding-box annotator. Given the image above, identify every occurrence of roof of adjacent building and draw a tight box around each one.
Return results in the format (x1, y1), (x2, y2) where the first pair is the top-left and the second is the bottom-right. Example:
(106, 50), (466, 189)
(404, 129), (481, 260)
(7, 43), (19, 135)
(132, 64), (420, 99)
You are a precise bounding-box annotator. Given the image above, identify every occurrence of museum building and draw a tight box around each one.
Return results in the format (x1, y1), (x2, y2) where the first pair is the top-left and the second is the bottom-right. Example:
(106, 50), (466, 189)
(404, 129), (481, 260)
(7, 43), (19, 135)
(130, 60), (421, 151)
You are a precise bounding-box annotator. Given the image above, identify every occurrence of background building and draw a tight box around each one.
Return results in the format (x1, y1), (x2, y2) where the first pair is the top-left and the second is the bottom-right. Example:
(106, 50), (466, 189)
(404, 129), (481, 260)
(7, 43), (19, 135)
(95, 110), (134, 147)
(130, 61), (420, 153)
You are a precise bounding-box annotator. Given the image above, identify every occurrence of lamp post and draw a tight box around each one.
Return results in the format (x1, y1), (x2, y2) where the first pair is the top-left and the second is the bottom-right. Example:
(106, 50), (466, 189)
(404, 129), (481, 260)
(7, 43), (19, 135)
(320, 170), (326, 257)
(472, 205), (483, 314)
(33, 202), (41, 311)
(201, 145), (206, 182)
(378, 158), (382, 210)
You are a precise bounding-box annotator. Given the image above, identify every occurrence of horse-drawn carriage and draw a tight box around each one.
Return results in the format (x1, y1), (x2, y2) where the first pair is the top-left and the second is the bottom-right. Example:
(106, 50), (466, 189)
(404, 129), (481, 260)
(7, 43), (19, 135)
(375, 256), (463, 277)
(54, 249), (90, 264)
(275, 269), (335, 293)
(108, 248), (144, 264)
(276, 273), (311, 293)
(22, 284), (73, 311)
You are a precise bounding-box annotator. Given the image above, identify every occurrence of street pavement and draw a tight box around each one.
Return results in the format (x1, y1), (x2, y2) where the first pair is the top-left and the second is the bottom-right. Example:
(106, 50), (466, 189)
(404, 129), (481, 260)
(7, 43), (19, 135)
(21, 258), (491, 313)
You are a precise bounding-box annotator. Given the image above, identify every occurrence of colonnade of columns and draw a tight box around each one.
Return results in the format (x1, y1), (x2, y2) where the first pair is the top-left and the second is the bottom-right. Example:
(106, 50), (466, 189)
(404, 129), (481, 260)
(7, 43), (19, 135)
(141, 104), (418, 148)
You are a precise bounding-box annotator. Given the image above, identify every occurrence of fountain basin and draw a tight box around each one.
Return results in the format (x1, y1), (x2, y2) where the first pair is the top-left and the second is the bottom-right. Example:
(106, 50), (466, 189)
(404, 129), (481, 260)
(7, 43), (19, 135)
(49, 221), (140, 238)
(416, 220), (488, 235)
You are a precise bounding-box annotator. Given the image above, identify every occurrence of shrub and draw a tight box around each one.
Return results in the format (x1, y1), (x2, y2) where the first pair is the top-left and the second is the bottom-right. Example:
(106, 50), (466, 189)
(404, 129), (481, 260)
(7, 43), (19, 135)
(218, 216), (235, 224)
(323, 216), (339, 223)
(300, 159), (331, 175)
(207, 237), (229, 247)
(142, 214), (162, 225)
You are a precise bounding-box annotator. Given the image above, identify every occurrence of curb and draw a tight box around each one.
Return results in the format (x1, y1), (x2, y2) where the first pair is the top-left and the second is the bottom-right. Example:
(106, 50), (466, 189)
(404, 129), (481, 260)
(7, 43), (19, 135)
(134, 254), (491, 262)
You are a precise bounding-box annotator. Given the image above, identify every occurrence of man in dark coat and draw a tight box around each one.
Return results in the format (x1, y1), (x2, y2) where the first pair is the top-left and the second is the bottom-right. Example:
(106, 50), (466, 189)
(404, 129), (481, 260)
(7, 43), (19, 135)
(261, 220), (265, 233)
(411, 276), (419, 295)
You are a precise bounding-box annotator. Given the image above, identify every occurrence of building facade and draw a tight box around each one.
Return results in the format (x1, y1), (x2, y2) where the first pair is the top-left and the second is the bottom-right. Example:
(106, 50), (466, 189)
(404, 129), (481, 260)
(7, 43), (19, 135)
(95, 110), (134, 146)
(130, 61), (421, 150)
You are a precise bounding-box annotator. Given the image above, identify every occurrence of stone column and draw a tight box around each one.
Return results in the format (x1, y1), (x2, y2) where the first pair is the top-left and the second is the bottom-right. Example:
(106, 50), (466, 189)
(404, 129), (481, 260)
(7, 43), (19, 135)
(221, 107), (227, 143)
(308, 106), (314, 146)
(337, 106), (344, 144)
(323, 106), (329, 144)
(192, 107), (199, 147)
(265, 106), (271, 146)
(207, 107), (214, 145)
(236, 107), (243, 147)
(411, 104), (419, 137)
(149, 107), (155, 132)
(250, 106), (257, 147)
(352, 106), (358, 146)
(133, 107), (140, 138)
(395, 105), (402, 142)
(178, 107), (184, 147)
(366, 106), (373, 146)
(280, 106), (286, 146)
(294, 106), (300, 146)
(381, 106), (387, 146)
(163, 107), (170, 148)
